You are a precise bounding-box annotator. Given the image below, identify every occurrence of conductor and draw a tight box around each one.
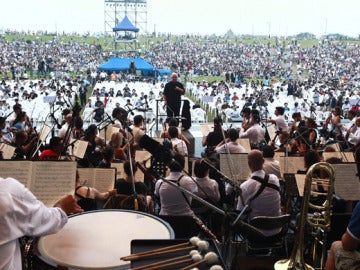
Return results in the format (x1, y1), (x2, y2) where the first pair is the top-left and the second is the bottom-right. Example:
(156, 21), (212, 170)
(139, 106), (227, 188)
(163, 73), (185, 123)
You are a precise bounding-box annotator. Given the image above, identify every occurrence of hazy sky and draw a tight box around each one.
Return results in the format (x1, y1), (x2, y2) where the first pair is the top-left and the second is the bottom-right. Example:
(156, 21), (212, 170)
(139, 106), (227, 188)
(1, 0), (359, 37)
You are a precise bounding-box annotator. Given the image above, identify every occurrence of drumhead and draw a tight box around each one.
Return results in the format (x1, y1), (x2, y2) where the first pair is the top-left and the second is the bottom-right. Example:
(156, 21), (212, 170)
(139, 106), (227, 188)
(38, 210), (174, 269)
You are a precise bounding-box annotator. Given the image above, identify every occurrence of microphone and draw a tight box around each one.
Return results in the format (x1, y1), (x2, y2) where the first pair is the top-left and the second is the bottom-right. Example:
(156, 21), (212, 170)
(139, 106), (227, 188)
(125, 104), (135, 115)
(62, 96), (70, 107)
(105, 113), (114, 124)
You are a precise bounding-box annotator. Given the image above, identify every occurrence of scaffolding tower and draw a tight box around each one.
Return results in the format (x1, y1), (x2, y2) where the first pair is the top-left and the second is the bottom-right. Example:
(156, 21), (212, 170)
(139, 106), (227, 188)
(104, 0), (147, 36)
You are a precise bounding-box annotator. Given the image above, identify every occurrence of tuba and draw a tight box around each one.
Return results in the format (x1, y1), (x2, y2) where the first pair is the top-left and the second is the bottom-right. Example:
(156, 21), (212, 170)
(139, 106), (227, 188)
(275, 162), (335, 270)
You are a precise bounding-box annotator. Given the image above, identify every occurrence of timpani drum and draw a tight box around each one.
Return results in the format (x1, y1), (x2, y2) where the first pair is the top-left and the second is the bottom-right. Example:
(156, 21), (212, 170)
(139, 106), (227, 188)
(34, 210), (174, 269)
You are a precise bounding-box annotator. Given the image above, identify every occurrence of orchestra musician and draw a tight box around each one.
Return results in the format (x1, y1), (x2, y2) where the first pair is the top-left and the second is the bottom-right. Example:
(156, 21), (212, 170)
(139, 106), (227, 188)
(239, 114), (265, 149)
(344, 117), (360, 151)
(322, 106), (342, 139)
(240, 107), (252, 132)
(338, 110), (357, 151)
(264, 106), (289, 149)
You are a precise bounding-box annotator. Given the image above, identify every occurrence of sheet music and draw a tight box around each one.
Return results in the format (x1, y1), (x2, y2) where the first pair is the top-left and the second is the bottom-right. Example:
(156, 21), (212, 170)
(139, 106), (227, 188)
(200, 124), (213, 137)
(295, 174), (306, 197)
(135, 150), (152, 163)
(30, 161), (77, 207)
(99, 126), (120, 142)
(332, 163), (360, 200)
(0, 160), (33, 187)
(77, 168), (116, 193)
(111, 162), (144, 182)
(39, 125), (52, 142)
(322, 152), (355, 163)
(237, 138), (251, 152)
(220, 153), (250, 182)
(0, 143), (16, 159)
(77, 168), (94, 186)
(276, 154), (305, 176)
(92, 168), (116, 193)
(68, 139), (88, 159)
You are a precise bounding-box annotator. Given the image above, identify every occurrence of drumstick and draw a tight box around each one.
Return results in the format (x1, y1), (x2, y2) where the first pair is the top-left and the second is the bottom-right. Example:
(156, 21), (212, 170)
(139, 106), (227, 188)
(179, 251), (219, 270)
(122, 245), (196, 261)
(130, 250), (201, 270)
(121, 236), (200, 261)
(123, 240), (208, 262)
(146, 253), (202, 270)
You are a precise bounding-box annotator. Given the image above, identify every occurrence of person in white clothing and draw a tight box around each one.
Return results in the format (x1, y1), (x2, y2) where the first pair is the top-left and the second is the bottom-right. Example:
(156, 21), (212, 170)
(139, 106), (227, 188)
(168, 126), (188, 156)
(193, 160), (220, 203)
(215, 128), (247, 154)
(346, 117), (360, 147)
(236, 150), (281, 236)
(239, 115), (265, 149)
(264, 106), (289, 145)
(0, 177), (83, 269)
(154, 153), (197, 216)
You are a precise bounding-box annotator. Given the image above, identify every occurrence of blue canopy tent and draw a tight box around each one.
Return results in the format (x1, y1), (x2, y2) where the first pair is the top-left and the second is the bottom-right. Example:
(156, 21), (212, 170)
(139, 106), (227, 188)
(98, 58), (154, 76)
(113, 16), (139, 32)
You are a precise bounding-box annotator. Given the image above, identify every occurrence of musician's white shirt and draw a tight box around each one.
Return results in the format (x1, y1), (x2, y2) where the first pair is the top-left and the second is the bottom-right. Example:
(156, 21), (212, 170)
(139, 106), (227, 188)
(342, 118), (357, 138)
(348, 126), (360, 145)
(154, 172), (197, 216)
(0, 178), (67, 270)
(171, 137), (188, 156)
(237, 170), (281, 236)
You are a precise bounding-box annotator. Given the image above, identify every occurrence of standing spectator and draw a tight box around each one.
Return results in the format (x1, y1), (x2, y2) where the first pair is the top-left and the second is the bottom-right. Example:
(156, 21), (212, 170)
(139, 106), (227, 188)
(78, 82), (87, 107)
(93, 96), (104, 123)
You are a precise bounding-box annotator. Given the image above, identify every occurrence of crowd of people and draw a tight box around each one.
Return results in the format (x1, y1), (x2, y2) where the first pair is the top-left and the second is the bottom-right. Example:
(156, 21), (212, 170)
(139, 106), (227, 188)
(0, 33), (360, 269)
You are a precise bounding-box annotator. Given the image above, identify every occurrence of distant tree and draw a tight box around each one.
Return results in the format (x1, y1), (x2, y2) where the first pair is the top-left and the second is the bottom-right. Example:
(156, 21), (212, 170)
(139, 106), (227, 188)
(224, 29), (235, 38)
(295, 32), (316, 40)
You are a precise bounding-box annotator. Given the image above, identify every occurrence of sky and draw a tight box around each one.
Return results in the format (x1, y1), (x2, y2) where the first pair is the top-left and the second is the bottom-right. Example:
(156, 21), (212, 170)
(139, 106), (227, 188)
(1, 0), (360, 37)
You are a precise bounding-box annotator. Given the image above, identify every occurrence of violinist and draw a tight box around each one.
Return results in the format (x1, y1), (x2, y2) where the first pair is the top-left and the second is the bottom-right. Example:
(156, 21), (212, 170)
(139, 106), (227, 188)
(161, 117), (190, 145)
(264, 106), (289, 147)
(345, 117), (360, 151)
(323, 106), (342, 139)
(10, 130), (38, 160)
(240, 107), (252, 132)
(305, 117), (319, 150)
(11, 111), (34, 136)
(338, 110), (357, 150)
(8, 104), (22, 127)
(239, 114), (265, 149)
(215, 128), (247, 154)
